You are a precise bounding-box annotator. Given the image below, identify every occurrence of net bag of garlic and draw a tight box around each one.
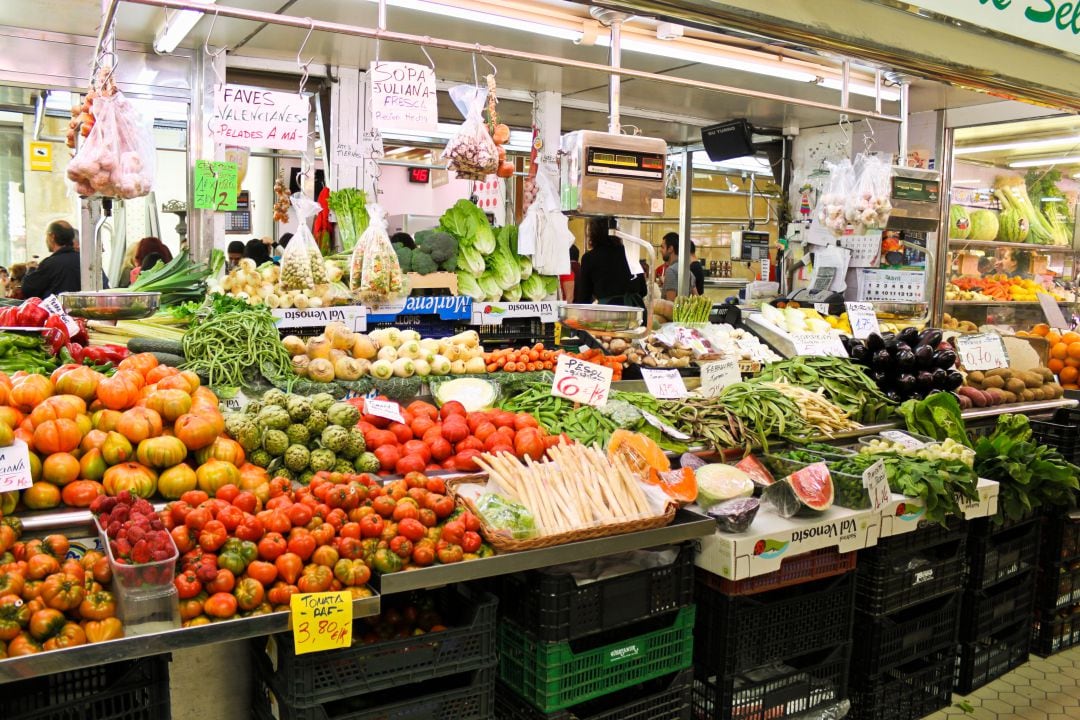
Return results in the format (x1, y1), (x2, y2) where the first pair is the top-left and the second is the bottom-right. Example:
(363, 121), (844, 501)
(67, 90), (155, 199)
(443, 84), (499, 181)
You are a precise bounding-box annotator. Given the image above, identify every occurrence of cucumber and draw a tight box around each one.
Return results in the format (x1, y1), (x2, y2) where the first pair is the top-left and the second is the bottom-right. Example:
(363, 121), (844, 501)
(128, 338), (185, 356)
(148, 352), (186, 367)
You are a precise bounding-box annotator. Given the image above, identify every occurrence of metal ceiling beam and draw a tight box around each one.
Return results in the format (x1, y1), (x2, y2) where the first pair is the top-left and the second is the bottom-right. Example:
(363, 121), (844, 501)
(106, 0), (903, 124)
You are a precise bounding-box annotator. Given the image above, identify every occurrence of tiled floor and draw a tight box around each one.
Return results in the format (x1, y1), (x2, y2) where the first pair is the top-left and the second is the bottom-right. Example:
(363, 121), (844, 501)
(925, 646), (1080, 719)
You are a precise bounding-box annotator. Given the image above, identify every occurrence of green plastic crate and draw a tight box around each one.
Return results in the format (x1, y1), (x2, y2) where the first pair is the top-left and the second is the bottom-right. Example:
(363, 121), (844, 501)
(498, 605), (695, 713)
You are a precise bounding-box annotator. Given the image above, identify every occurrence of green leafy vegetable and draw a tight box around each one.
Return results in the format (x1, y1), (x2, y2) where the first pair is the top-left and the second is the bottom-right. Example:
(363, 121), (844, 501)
(440, 199), (496, 255)
(327, 188), (369, 251)
(899, 393), (970, 447)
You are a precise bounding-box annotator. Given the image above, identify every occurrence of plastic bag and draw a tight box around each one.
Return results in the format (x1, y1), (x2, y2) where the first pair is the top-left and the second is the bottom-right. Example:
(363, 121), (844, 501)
(846, 153), (893, 232)
(443, 85), (499, 181)
(67, 90), (155, 199)
(521, 168), (573, 276)
(356, 204), (405, 303)
(813, 159), (855, 237)
(476, 493), (536, 540)
(281, 194), (319, 290)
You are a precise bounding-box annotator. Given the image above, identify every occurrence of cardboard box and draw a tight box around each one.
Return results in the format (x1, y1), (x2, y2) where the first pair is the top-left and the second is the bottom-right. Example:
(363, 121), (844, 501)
(877, 478), (999, 539)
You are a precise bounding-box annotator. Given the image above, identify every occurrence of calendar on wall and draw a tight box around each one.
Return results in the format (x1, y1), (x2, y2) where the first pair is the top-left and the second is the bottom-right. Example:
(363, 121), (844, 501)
(856, 269), (925, 302)
(838, 233), (881, 268)
(226, 192), (252, 234)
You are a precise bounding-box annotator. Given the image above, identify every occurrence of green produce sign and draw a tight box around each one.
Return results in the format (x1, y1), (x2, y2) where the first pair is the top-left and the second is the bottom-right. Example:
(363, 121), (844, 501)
(905, 0), (1080, 56)
(194, 160), (239, 211)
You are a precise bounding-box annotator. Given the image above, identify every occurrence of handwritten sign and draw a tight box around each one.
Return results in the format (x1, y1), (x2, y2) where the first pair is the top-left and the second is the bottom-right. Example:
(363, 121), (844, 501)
(1038, 292), (1070, 331)
(700, 358), (741, 398)
(0, 439), (33, 492)
(334, 130), (384, 169)
(40, 294), (81, 336)
(880, 430), (926, 449)
(365, 398), (404, 424)
(955, 332), (1008, 372)
(814, 303), (831, 315)
(370, 62), (437, 132)
(844, 302), (880, 340)
(194, 161), (239, 211)
(641, 368), (688, 399)
(273, 306), (367, 332)
(790, 332), (847, 358)
(862, 459), (890, 511)
(290, 591), (352, 655)
(212, 83), (309, 151)
(551, 355), (613, 407)
(760, 256), (770, 282)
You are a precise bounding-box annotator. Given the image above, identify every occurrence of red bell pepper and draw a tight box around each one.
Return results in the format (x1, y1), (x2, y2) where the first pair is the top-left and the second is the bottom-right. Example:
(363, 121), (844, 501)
(0, 307), (18, 326)
(71, 318), (89, 345)
(15, 299), (48, 327)
(101, 345), (129, 363)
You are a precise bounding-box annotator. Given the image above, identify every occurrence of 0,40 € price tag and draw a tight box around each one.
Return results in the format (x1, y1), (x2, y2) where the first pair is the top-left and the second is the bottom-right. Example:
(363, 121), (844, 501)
(551, 355), (613, 407)
(291, 591), (352, 655)
(862, 459), (890, 511)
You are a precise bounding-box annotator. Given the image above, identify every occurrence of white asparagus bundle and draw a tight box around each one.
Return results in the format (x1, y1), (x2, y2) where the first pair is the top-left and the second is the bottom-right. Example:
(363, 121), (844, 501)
(761, 380), (861, 435)
(474, 442), (656, 536)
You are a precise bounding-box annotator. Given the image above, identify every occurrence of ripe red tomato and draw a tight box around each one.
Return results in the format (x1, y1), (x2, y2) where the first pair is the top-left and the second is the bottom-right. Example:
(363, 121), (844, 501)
(395, 454), (427, 475)
(453, 450), (482, 472)
(286, 503), (313, 528)
(232, 492), (259, 514)
(440, 418), (469, 444)
(418, 508), (438, 527)
(392, 500), (419, 522)
(410, 417), (435, 438)
(204, 592), (237, 619)
(180, 490), (210, 507)
(427, 437), (453, 462)
(374, 445), (401, 472)
(207, 568), (235, 594)
(514, 414), (540, 430)
(422, 426), (443, 445)
(456, 436), (485, 453)
(439, 401), (467, 419)
(287, 529), (316, 561)
(402, 440), (431, 463)
(514, 428), (545, 461)
(474, 422), (497, 442)
(216, 504), (245, 532)
(398, 518), (426, 542)
(388, 422), (413, 444)
(407, 401), (439, 421)
(215, 484), (240, 503)
(491, 411), (516, 429)
(184, 506), (212, 532)
(371, 495), (396, 518)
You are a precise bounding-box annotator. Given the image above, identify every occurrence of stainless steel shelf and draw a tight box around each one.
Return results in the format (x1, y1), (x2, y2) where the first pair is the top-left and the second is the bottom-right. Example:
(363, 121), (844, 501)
(947, 239), (1073, 252)
(944, 300), (1075, 306)
(376, 510), (715, 595)
(0, 593), (380, 684)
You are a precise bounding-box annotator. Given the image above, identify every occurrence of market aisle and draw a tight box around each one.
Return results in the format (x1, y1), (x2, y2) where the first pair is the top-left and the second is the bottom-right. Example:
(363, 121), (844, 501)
(924, 646), (1080, 719)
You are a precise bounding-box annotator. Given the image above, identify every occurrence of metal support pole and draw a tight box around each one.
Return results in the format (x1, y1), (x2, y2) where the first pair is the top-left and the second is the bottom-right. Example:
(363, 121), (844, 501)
(608, 18), (622, 134)
(186, 45), (222, 263)
(874, 70), (883, 115)
(678, 147), (693, 297)
(81, 0), (116, 291)
(898, 81), (910, 166)
(841, 60), (850, 109)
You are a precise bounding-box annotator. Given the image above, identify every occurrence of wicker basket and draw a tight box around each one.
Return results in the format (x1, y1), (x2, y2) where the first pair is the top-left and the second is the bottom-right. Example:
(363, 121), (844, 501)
(447, 475), (677, 552)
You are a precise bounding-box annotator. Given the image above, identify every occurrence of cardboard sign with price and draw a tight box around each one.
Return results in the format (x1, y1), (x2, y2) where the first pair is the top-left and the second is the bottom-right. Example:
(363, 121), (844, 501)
(551, 355), (613, 407)
(955, 333), (1008, 372)
(862, 459), (890, 511)
(844, 302), (880, 340)
(699, 358), (741, 397)
(641, 368), (688, 399)
(291, 591), (352, 655)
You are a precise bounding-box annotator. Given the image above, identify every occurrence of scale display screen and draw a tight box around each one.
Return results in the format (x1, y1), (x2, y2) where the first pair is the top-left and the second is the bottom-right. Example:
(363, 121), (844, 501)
(585, 147), (665, 180)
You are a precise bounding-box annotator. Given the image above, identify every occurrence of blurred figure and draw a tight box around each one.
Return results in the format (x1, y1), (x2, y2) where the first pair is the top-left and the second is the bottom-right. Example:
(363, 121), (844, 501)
(7, 264), (25, 299)
(133, 237), (173, 268)
(22, 221), (81, 297)
(245, 239), (272, 265)
(560, 245), (580, 302)
(130, 252), (163, 285)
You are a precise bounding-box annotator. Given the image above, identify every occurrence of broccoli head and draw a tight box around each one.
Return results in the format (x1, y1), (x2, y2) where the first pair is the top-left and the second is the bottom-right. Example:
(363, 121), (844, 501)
(410, 251), (438, 275)
(393, 244), (413, 272)
(417, 231), (458, 263)
(441, 253), (459, 271)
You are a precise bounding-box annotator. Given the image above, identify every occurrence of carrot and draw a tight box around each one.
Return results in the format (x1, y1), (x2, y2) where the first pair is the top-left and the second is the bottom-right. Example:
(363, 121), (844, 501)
(543, 361), (553, 370)
(505, 362), (517, 372)
(486, 363), (497, 372)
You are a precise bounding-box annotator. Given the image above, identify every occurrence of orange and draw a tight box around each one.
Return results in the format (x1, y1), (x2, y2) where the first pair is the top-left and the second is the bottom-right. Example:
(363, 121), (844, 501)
(1046, 332), (1062, 346)
(1064, 383), (1080, 391)
(1061, 367), (1078, 385)
(1066, 357), (1080, 369)
(1049, 358), (1065, 375)
(1063, 332), (1080, 345)
(1067, 342), (1080, 361)
(1032, 323), (1050, 337)
(1051, 343), (1069, 361)
(1016, 330), (1031, 337)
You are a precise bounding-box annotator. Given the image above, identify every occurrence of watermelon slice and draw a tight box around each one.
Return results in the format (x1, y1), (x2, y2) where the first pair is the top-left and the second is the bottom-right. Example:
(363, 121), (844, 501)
(763, 463), (834, 518)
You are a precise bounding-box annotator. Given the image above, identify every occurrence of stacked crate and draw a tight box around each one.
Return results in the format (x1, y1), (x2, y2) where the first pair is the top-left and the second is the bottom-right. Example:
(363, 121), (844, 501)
(954, 514), (1040, 693)
(1032, 512), (1080, 656)
(494, 544), (695, 720)
(251, 585), (497, 720)
(692, 548), (856, 720)
(847, 521), (968, 720)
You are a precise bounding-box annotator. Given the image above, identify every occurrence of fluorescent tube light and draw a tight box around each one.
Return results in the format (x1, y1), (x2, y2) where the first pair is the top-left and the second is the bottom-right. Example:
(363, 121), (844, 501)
(154, 0), (217, 53)
(371, 0), (583, 40)
(602, 35), (818, 83)
(956, 137), (1080, 155)
(1009, 156), (1080, 168)
(818, 78), (900, 102)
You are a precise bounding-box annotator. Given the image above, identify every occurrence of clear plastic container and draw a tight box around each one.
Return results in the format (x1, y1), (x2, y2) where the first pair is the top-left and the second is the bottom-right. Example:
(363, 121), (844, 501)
(95, 516), (178, 597)
(115, 582), (179, 633)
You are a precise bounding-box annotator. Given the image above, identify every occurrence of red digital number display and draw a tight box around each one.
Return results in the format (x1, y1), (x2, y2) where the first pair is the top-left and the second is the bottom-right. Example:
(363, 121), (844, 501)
(408, 167), (430, 183)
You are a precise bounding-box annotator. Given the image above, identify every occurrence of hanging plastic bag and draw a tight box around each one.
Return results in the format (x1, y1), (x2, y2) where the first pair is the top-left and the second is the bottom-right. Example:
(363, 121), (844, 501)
(845, 153), (893, 233)
(281, 194), (320, 290)
(357, 204), (405, 303)
(443, 85), (499, 181)
(522, 168), (572, 277)
(67, 90), (155, 199)
(813, 159), (855, 237)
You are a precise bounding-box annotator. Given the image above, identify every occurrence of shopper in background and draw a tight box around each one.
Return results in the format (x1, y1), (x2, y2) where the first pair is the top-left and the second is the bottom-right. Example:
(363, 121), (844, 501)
(133, 236), (173, 269)
(0, 267), (8, 296)
(244, 238), (273, 266)
(130, 253), (162, 285)
(273, 233), (293, 262)
(689, 241), (705, 296)
(560, 245), (580, 302)
(660, 233), (689, 301)
(227, 241), (245, 270)
(574, 217), (645, 310)
(7, 264), (25, 299)
(22, 220), (81, 298)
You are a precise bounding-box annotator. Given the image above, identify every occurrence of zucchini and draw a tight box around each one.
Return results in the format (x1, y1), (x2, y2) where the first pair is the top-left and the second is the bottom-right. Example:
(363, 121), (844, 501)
(148, 352), (186, 367)
(128, 338), (185, 356)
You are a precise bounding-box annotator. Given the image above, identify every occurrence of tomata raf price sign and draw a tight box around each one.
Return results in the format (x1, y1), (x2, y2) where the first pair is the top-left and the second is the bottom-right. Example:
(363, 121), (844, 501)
(551, 355), (613, 408)
(291, 591), (352, 655)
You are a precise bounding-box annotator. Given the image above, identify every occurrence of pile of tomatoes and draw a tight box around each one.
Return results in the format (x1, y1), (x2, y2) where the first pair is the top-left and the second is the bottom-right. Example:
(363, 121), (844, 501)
(0, 525), (123, 657)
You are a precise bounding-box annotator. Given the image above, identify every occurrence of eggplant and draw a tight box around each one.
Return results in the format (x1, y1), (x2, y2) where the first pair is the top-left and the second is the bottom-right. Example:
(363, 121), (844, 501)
(896, 349), (916, 370)
(882, 333), (898, 350)
(918, 329), (943, 348)
(840, 335), (852, 352)
(870, 369), (889, 385)
(897, 374), (917, 394)
(850, 343), (869, 362)
(871, 349), (893, 369)
(895, 342), (912, 355)
(934, 349), (958, 370)
(899, 327), (920, 347)
(931, 367), (948, 388)
(917, 370), (935, 389)
(914, 344), (935, 368)
(885, 390), (903, 402)
(865, 333), (885, 353)
(944, 370), (964, 391)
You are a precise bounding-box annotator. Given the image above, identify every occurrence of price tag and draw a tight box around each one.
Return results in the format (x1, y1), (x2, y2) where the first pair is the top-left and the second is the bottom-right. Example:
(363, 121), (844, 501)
(641, 368), (688, 399)
(861, 459), (890, 511)
(880, 430), (926, 449)
(640, 410), (691, 440)
(1038, 292), (1070, 331)
(290, 591), (353, 655)
(364, 398), (404, 424)
(844, 302), (880, 340)
(814, 303), (831, 315)
(220, 391), (250, 413)
(551, 355), (613, 407)
(0, 440), (33, 492)
(700, 358), (741, 398)
(193, 160), (239, 211)
(39, 295), (81, 337)
(759, 257), (770, 281)
(955, 333), (1008, 371)
(790, 332), (847, 358)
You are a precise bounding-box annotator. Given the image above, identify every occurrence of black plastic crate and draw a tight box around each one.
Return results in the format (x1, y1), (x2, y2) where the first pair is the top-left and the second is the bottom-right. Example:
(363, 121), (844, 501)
(694, 572), (854, 676)
(959, 569), (1035, 642)
(0, 655), (170, 720)
(966, 517), (1041, 590)
(692, 644), (851, 720)
(1040, 512), (1080, 564)
(1035, 560), (1080, 612)
(253, 666), (494, 720)
(500, 545), (694, 643)
(1031, 605), (1080, 657)
(850, 593), (960, 676)
(954, 616), (1030, 694)
(856, 524), (967, 616)
(1031, 408), (1080, 465)
(494, 668), (692, 720)
(847, 649), (955, 720)
(253, 585), (496, 706)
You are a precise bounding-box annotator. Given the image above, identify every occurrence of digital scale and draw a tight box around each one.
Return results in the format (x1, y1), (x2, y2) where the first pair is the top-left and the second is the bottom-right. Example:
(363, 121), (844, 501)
(559, 131), (668, 218)
(731, 230), (770, 261)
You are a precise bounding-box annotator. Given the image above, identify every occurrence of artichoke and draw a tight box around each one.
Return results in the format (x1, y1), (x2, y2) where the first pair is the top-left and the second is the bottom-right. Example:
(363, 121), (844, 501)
(231, 421), (263, 453)
(339, 428), (367, 460)
(321, 425), (350, 453)
(309, 448), (337, 473)
(333, 459), (355, 474)
(304, 409), (328, 436)
(286, 424), (311, 446)
(274, 467), (295, 482)
(284, 444), (311, 472)
(327, 402), (361, 428)
(355, 452), (381, 474)
(286, 395), (313, 422)
(257, 405), (291, 431)
(249, 449), (272, 468)
(298, 470), (316, 486)
(310, 393), (336, 413)
(262, 389), (289, 408)
(244, 400), (264, 417)
(262, 429), (289, 456)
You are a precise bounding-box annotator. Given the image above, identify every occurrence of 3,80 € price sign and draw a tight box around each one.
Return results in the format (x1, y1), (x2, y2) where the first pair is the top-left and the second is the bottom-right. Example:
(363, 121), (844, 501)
(551, 355), (613, 407)
(291, 591), (352, 655)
